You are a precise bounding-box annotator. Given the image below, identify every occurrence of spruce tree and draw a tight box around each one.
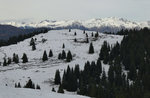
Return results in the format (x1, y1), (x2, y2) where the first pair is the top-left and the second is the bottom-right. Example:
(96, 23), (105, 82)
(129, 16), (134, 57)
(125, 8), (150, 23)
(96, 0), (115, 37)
(74, 38), (77, 42)
(62, 43), (65, 49)
(58, 53), (62, 59)
(30, 38), (34, 46)
(32, 41), (36, 51)
(22, 53), (28, 63)
(74, 32), (77, 36)
(91, 32), (94, 37)
(61, 50), (66, 59)
(42, 50), (48, 61)
(7, 58), (11, 65)
(86, 38), (89, 43)
(69, 29), (71, 32)
(49, 49), (53, 57)
(89, 43), (94, 54)
(54, 70), (61, 85)
(3, 58), (7, 66)
(66, 51), (72, 62)
(36, 84), (41, 89)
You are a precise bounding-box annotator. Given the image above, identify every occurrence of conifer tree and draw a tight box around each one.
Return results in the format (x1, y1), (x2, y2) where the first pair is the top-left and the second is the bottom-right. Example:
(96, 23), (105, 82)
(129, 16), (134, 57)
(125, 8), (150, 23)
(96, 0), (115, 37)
(36, 84), (41, 89)
(58, 53), (62, 59)
(32, 41), (36, 51)
(66, 51), (72, 62)
(62, 43), (65, 49)
(74, 38), (77, 42)
(69, 29), (71, 32)
(74, 32), (77, 36)
(3, 58), (7, 66)
(30, 38), (34, 46)
(49, 49), (53, 57)
(7, 58), (11, 65)
(61, 50), (66, 59)
(18, 82), (21, 88)
(86, 38), (89, 43)
(54, 70), (61, 85)
(83, 30), (85, 34)
(86, 33), (88, 37)
(91, 32), (94, 37)
(22, 53), (28, 63)
(42, 50), (48, 61)
(89, 43), (94, 54)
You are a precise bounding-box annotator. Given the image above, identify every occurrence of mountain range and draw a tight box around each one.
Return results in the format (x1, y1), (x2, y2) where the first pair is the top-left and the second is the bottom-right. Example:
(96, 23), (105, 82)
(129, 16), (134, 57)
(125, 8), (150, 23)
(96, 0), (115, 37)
(1, 17), (150, 33)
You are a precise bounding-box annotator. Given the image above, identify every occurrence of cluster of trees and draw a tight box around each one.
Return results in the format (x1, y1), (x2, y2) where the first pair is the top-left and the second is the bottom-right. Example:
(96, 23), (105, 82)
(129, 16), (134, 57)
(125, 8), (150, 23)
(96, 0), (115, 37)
(58, 50), (73, 62)
(42, 49), (53, 61)
(15, 79), (41, 90)
(54, 28), (150, 98)
(0, 28), (48, 47)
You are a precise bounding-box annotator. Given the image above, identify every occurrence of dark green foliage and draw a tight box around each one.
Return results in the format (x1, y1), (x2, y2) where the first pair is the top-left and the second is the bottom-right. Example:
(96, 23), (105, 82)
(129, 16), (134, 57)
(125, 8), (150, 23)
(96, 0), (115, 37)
(0, 28), (48, 47)
(58, 53), (62, 59)
(86, 38), (89, 43)
(86, 33), (88, 37)
(83, 30), (85, 34)
(42, 50), (48, 61)
(30, 38), (34, 46)
(99, 41), (110, 64)
(13, 53), (19, 63)
(49, 49), (53, 57)
(91, 32), (94, 37)
(32, 41), (36, 51)
(57, 84), (64, 93)
(62, 43), (65, 49)
(54, 70), (61, 85)
(3, 58), (7, 66)
(89, 43), (94, 54)
(24, 79), (35, 89)
(7, 58), (11, 65)
(95, 31), (99, 37)
(69, 29), (71, 32)
(22, 53), (28, 63)
(74, 32), (77, 36)
(36, 84), (41, 90)
(74, 38), (77, 42)
(66, 51), (72, 62)
(61, 50), (66, 59)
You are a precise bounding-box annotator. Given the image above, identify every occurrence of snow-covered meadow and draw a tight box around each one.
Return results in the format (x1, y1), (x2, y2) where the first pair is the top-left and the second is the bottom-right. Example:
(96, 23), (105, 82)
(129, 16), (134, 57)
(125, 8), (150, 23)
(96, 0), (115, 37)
(0, 29), (123, 98)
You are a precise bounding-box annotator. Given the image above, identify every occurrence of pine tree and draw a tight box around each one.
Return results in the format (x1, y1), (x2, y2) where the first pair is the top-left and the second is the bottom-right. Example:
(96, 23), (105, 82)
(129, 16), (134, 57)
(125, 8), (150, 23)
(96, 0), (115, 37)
(13, 53), (19, 63)
(36, 84), (41, 89)
(32, 41), (36, 51)
(54, 70), (61, 85)
(3, 58), (7, 66)
(58, 53), (62, 59)
(22, 53), (28, 63)
(57, 84), (64, 93)
(74, 32), (77, 36)
(83, 30), (85, 34)
(42, 50), (48, 61)
(86, 33), (88, 37)
(91, 32), (94, 37)
(7, 58), (11, 65)
(66, 51), (72, 62)
(74, 38), (77, 42)
(62, 43), (65, 49)
(61, 50), (66, 59)
(24, 79), (35, 89)
(18, 82), (21, 88)
(89, 43), (94, 54)
(30, 38), (34, 46)
(95, 31), (99, 37)
(49, 49), (53, 57)
(69, 29), (71, 32)
(86, 38), (89, 43)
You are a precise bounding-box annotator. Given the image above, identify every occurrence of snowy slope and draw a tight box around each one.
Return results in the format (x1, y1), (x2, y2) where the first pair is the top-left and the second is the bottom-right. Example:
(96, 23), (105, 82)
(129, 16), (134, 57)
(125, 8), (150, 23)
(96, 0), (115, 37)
(0, 29), (123, 97)
(0, 86), (89, 98)
(1, 17), (150, 32)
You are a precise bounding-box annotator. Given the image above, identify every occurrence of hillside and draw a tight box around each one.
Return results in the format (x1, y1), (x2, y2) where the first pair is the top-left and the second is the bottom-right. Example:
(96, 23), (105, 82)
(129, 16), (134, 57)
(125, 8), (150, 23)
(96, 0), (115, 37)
(0, 29), (123, 97)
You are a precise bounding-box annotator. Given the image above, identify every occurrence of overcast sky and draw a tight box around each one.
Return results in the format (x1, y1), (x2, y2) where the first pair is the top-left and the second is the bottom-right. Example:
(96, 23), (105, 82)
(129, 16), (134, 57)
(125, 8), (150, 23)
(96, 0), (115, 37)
(0, 0), (149, 22)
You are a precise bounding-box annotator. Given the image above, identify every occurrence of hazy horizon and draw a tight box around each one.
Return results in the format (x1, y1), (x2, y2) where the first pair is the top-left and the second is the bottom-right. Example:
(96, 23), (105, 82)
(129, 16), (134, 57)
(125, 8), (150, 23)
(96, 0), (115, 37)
(0, 0), (150, 22)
